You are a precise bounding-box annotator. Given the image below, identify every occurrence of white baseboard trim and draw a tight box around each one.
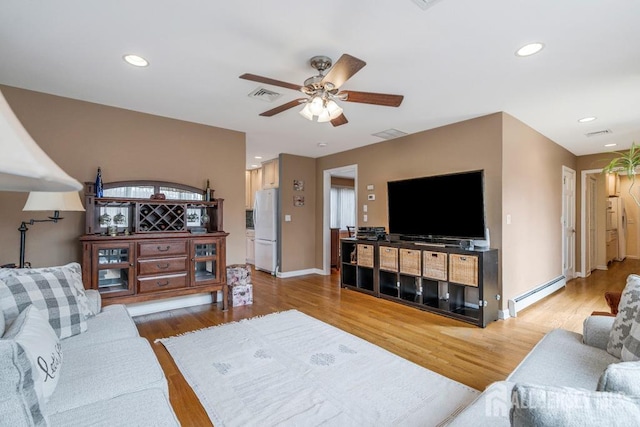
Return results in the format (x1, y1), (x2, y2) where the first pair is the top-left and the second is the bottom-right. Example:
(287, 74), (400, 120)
(627, 255), (640, 260)
(277, 268), (325, 278)
(507, 275), (566, 318)
(126, 292), (216, 317)
(498, 309), (510, 320)
(596, 264), (609, 271)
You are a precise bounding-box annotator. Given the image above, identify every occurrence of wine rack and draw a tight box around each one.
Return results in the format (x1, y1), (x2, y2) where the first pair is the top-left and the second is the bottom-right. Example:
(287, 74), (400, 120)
(136, 203), (186, 233)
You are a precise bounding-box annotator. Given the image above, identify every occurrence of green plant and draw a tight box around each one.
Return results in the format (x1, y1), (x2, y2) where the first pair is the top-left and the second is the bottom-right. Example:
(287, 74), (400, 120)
(603, 142), (640, 206)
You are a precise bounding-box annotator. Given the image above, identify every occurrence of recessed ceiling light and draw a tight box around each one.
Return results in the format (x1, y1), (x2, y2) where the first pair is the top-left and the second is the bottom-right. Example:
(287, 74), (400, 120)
(604, 143), (617, 147)
(254, 156), (262, 159)
(250, 164), (259, 168)
(515, 42), (544, 57)
(578, 116), (597, 123)
(123, 54), (149, 67)
(317, 142), (328, 147)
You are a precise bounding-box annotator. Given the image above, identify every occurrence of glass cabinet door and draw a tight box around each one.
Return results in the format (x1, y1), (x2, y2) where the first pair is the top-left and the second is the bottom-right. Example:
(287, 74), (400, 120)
(190, 238), (221, 286)
(93, 242), (135, 297)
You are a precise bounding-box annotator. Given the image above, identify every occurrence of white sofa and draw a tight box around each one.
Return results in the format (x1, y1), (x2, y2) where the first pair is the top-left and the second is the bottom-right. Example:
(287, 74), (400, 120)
(1, 289), (180, 426)
(448, 314), (639, 425)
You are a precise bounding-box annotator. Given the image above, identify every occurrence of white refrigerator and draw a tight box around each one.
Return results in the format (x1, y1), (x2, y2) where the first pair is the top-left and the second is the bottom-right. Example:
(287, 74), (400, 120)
(254, 188), (278, 274)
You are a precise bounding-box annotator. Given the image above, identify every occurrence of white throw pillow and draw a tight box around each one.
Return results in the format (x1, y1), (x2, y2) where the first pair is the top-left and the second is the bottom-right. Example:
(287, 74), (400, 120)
(3, 305), (63, 404)
(607, 274), (640, 358)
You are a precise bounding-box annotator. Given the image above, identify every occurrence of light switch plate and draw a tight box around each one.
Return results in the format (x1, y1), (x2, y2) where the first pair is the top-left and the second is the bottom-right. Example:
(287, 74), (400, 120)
(285, 214), (291, 222)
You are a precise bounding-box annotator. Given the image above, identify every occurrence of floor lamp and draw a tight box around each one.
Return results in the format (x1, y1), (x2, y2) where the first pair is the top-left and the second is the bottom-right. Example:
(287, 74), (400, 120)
(18, 191), (85, 268)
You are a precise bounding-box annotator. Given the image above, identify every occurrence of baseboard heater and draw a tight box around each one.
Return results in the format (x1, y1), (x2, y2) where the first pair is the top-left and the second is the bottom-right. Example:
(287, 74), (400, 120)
(508, 275), (566, 318)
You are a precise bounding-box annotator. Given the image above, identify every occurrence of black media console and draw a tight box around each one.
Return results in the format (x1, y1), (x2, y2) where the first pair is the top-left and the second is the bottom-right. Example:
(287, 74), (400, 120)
(339, 238), (499, 327)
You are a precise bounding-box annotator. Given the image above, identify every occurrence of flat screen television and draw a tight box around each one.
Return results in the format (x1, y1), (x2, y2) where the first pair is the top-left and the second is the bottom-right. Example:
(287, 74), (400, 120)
(387, 170), (486, 241)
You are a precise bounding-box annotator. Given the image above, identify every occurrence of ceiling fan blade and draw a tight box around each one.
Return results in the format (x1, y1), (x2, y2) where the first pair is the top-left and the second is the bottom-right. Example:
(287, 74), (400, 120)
(258, 98), (306, 117)
(340, 90), (404, 107)
(331, 114), (349, 127)
(321, 54), (366, 89)
(239, 73), (303, 92)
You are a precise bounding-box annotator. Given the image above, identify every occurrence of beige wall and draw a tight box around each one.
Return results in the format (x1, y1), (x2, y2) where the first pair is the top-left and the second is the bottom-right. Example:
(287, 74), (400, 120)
(279, 154), (316, 273)
(501, 113), (577, 304)
(316, 113), (504, 295)
(0, 86), (246, 268)
(331, 177), (354, 187)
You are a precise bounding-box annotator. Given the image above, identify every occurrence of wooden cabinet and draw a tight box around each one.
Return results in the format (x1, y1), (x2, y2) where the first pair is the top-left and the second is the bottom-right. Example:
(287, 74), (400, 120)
(81, 180), (228, 308)
(245, 168), (262, 209)
(261, 158), (279, 189)
(340, 238), (499, 327)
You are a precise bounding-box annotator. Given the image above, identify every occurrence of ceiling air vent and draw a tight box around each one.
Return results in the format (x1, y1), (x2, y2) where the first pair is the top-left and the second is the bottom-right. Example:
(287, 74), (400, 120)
(248, 87), (282, 103)
(372, 128), (408, 140)
(585, 129), (613, 137)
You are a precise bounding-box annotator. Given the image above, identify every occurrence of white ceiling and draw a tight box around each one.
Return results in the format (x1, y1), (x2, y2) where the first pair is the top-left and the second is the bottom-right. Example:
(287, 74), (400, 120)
(1, 0), (639, 169)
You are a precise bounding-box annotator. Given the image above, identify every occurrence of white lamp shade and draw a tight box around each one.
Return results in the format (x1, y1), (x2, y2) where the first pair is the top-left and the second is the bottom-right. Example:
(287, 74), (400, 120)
(299, 103), (314, 120)
(0, 90), (82, 192)
(325, 100), (343, 120)
(23, 191), (85, 212)
(317, 109), (331, 123)
(309, 96), (324, 116)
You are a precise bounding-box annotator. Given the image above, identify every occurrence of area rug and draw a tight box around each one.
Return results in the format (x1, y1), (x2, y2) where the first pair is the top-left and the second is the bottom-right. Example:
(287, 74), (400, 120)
(156, 310), (479, 426)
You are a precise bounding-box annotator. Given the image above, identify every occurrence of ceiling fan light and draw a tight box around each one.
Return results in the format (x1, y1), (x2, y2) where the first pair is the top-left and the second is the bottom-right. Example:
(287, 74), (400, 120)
(309, 96), (325, 115)
(317, 109), (331, 123)
(325, 100), (343, 120)
(299, 103), (314, 120)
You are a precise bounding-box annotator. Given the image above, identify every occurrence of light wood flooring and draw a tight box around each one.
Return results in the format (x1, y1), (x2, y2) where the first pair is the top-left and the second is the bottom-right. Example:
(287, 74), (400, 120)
(134, 258), (638, 426)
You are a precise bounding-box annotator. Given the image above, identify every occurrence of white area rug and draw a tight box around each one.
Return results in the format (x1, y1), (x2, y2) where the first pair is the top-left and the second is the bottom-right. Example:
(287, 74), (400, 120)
(157, 310), (479, 426)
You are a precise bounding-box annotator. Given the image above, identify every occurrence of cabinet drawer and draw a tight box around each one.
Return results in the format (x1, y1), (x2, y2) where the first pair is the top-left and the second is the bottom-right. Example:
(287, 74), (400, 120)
(137, 240), (188, 258)
(399, 249), (421, 276)
(137, 273), (187, 293)
(137, 256), (187, 276)
(449, 254), (479, 287)
(423, 251), (447, 280)
(357, 244), (374, 268)
(379, 246), (398, 272)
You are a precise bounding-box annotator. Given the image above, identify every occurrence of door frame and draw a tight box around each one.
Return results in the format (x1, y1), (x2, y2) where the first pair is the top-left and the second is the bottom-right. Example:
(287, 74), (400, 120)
(580, 168), (603, 277)
(322, 164), (358, 275)
(562, 166), (576, 280)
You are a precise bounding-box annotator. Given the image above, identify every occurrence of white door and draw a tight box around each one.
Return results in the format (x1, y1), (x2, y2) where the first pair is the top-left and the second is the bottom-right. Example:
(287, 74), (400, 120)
(562, 166), (576, 280)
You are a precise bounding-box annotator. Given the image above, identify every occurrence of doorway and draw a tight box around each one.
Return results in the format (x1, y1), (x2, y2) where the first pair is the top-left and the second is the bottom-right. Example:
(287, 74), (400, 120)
(322, 165), (357, 274)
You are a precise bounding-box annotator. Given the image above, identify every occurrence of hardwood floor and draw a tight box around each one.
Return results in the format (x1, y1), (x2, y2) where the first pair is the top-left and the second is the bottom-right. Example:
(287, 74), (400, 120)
(134, 258), (638, 426)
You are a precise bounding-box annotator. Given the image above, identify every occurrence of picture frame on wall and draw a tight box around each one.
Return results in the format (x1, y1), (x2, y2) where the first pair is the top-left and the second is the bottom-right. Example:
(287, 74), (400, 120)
(294, 195), (304, 207)
(293, 180), (304, 191)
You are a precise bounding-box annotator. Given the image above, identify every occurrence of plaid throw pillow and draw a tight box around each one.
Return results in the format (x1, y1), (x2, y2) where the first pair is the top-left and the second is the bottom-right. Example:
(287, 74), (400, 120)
(0, 264), (88, 339)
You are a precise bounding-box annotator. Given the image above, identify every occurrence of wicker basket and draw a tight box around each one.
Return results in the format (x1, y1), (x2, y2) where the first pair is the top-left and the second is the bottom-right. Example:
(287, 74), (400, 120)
(449, 254), (478, 287)
(399, 249), (421, 276)
(379, 246), (398, 271)
(423, 251), (447, 280)
(357, 244), (374, 268)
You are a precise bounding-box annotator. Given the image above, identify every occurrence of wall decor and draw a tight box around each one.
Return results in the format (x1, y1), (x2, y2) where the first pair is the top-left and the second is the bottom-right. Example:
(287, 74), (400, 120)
(294, 195), (304, 207)
(293, 180), (304, 191)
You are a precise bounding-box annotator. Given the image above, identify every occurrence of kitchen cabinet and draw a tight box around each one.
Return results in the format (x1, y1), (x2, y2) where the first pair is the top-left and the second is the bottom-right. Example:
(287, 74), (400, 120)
(245, 168), (262, 208)
(261, 158), (279, 189)
(246, 229), (255, 264)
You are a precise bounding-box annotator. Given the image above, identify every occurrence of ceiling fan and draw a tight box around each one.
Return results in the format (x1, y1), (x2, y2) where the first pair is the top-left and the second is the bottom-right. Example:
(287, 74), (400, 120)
(239, 54), (404, 127)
